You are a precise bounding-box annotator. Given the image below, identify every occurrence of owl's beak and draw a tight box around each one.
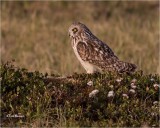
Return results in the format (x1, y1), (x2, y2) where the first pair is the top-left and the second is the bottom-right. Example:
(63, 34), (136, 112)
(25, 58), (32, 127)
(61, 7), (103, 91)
(68, 33), (72, 38)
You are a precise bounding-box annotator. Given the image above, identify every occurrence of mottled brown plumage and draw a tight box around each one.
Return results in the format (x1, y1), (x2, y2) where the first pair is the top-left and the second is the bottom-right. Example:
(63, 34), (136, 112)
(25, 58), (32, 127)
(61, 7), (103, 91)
(68, 22), (137, 73)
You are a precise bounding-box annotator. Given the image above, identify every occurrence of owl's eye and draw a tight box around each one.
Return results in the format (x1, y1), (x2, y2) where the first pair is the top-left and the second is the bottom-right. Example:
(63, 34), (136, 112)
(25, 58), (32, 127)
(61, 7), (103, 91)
(72, 28), (78, 34)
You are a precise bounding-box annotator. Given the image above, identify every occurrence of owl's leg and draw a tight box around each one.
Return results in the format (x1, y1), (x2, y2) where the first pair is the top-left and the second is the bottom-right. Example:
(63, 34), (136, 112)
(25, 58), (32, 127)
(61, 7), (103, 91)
(86, 68), (102, 74)
(86, 70), (96, 74)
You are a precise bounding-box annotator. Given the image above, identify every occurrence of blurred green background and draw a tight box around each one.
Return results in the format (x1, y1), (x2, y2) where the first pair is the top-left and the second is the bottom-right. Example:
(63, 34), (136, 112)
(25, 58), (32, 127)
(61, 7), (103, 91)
(1, 1), (159, 75)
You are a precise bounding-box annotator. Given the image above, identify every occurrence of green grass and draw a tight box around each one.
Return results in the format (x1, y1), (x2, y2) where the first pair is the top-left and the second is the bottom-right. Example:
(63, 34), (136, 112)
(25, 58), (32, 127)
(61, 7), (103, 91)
(1, 1), (159, 75)
(1, 61), (159, 127)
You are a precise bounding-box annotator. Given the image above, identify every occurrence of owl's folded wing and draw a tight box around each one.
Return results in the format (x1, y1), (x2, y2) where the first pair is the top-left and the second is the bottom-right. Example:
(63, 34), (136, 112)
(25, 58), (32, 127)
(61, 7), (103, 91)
(77, 41), (119, 70)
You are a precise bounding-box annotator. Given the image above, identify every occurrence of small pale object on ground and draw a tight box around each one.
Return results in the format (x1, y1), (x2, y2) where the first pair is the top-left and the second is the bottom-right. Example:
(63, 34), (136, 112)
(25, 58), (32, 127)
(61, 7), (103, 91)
(150, 78), (155, 81)
(87, 80), (93, 86)
(153, 83), (159, 88)
(131, 83), (137, 89)
(153, 101), (158, 105)
(89, 89), (99, 98)
(122, 93), (129, 99)
(153, 83), (159, 90)
(116, 78), (123, 83)
(129, 89), (136, 94)
(131, 78), (137, 83)
(109, 85), (114, 88)
(151, 112), (156, 116)
(107, 91), (114, 97)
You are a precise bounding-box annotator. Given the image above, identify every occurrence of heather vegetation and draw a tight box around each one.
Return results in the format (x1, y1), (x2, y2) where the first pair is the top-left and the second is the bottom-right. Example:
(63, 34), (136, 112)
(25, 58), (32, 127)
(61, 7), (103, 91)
(1, 61), (159, 127)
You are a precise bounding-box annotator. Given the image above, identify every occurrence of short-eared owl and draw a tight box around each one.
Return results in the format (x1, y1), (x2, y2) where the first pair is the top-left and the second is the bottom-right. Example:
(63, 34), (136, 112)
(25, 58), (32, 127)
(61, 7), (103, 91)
(68, 22), (137, 73)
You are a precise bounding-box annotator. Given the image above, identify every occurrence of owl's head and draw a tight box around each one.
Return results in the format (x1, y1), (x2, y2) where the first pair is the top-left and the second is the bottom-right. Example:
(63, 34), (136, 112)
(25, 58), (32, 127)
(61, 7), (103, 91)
(68, 22), (89, 38)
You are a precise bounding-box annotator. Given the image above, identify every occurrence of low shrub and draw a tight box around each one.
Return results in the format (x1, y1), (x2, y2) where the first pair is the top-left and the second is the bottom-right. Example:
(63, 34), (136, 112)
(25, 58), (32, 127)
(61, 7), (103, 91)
(1, 61), (159, 127)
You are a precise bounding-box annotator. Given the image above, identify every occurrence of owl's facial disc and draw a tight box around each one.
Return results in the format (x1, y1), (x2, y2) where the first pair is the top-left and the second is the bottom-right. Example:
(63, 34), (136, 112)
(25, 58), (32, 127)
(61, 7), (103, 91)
(68, 25), (80, 38)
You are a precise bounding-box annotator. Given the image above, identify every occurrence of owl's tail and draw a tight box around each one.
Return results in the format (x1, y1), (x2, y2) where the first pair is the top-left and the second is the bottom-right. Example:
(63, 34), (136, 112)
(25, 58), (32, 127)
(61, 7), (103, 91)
(115, 61), (137, 73)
